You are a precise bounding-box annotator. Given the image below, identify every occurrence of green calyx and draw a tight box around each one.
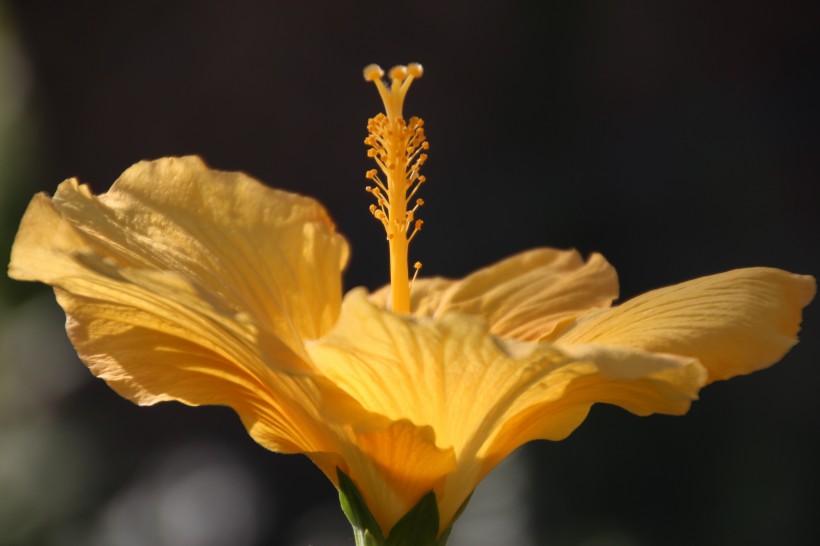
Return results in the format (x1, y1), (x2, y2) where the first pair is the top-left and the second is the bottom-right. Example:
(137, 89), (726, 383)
(337, 469), (466, 546)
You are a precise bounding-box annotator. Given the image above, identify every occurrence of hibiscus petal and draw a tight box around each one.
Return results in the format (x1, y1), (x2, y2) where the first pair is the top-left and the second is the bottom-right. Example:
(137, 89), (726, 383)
(308, 289), (564, 449)
(554, 268), (816, 382)
(373, 248), (618, 341)
(320, 419), (457, 536)
(309, 288), (712, 529)
(58, 286), (331, 454)
(12, 156), (349, 354)
(8, 157), (350, 453)
(308, 288), (571, 528)
(473, 343), (707, 489)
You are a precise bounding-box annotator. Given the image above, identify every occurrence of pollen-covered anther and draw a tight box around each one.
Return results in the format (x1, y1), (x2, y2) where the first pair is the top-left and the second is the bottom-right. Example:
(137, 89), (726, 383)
(408, 199), (423, 216)
(408, 218), (424, 243)
(410, 260), (423, 286)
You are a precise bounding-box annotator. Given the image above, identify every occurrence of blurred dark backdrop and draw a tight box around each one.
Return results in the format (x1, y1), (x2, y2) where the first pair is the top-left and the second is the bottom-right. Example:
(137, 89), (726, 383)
(1, 1), (818, 545)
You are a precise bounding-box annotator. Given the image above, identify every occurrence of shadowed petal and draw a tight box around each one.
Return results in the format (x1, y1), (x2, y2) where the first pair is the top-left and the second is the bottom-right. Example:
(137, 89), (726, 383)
(59, 281), (338, 454)
(373, 249), (618, 341)
(555, 268), (816, 383)
(481, 344), (708, 476)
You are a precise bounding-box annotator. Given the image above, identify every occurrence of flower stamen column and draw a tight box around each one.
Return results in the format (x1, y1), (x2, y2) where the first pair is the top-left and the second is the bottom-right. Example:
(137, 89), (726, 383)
(364, 63), (428, 313)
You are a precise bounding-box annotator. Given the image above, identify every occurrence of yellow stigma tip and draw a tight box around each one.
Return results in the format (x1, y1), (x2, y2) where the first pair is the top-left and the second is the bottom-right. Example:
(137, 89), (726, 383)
(389, 65), (408, 81)
(414, 261), (422, 269)
(407, 63), (423, 78)
(363, 64), (384, 81)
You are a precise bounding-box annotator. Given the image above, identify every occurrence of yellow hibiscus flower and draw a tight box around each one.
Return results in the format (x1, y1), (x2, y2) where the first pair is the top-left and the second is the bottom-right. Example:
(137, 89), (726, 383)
(7, 63), (814, 544)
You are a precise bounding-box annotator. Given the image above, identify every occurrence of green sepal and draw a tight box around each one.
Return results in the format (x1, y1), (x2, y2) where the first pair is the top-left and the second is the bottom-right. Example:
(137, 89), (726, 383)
(336, 468), (469, 546)
(434, 493), (472, 546)
(337, 469), (385, 545)
(384, 491), (439, 546)
(337, 468), (462, 546)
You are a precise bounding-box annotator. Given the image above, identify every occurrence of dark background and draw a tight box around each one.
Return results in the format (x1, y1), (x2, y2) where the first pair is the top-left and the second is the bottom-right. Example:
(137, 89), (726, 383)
(1, 1), (818, 544)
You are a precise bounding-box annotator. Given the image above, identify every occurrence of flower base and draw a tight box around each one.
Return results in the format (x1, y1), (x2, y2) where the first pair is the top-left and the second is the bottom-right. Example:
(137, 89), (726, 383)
(338, 469), (465, 546)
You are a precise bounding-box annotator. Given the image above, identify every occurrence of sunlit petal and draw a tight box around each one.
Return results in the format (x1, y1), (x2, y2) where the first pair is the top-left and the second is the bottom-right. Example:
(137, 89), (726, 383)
(555, 268), (816, 382)
(12, 156), (349, 356)
(308, 289), (563, 450)
(307, 289), (579, 528)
